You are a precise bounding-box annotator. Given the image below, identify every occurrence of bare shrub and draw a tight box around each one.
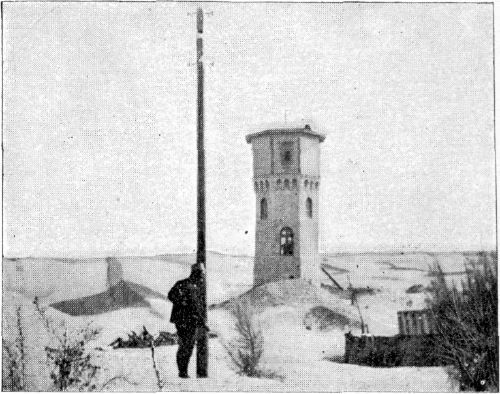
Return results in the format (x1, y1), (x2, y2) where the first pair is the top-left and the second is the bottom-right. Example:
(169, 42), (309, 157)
(2, 307), (28, 391)
(132, 326), (166, 390)
(223, 301), (280, 379)
(34, 298), (101, 391)
(427, 251), (498, 391)
(150, 341), (165, 390)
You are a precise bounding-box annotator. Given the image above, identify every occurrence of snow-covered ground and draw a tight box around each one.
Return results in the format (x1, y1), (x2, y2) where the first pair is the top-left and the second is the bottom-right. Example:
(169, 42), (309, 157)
(2, 251), (470, 391)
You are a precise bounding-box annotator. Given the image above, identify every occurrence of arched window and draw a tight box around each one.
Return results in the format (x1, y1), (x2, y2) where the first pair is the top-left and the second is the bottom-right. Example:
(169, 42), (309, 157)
(306, 197), (313, 218)
(280, 227), (294, 256)
(277, 179), (282, 189)
(254, 181), (258, 192)
(260, 181), (264, 192)
(315, 182), (319, 190)
(280, 141), (294, 166)
(304, 180), (308, 188)
(260, 198), (268, 220)
(284, 179), (290, 189)
(265, 180), (269, 190)
(292, 179), (297, 189)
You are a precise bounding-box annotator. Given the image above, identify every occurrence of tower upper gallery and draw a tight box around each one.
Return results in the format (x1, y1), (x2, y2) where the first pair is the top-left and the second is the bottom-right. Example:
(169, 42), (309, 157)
(246, 125), (325, 179)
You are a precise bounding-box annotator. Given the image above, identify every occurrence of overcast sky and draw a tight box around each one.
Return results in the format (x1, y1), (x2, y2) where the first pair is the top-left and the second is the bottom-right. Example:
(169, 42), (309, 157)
(3, 2), (495, 257)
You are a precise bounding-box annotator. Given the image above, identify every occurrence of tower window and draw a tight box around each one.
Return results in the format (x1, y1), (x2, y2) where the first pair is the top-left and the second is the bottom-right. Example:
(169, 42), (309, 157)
(280, 141), (294, 165)
(265, 180), (269, 190)
(306, 197), (313, 218)
(260, 198), (268, 220)
(277, 179), (282, 189)
(284, 179), (290, 189)
(292, 179), (297, 189)
(280, 227), (294, 256)
(304, 180), (308, 188)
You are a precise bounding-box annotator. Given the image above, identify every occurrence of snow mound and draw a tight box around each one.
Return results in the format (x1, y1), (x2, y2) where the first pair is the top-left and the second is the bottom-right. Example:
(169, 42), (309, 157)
(211, 279), (361, 336)
(213, 279), (322, 310)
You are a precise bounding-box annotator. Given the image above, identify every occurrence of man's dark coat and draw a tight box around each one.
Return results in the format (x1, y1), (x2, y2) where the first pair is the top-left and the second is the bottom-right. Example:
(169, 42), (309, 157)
(168, 277), (204, 327)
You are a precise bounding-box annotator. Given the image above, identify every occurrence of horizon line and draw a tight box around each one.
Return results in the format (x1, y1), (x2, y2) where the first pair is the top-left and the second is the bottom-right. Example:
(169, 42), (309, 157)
(3, 248), (496, 260)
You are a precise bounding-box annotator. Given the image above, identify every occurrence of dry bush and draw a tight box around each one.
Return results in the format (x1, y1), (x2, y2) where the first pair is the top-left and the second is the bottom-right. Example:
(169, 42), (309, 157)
(149, 341), (165, 390)
(2, 307), (28, 391)
(223, 302), (282, 380)
(34, 298), (101, 391)
(3, 298), (136, 391)
(427, 252), (498, 391)
(223, 301), (265, 377)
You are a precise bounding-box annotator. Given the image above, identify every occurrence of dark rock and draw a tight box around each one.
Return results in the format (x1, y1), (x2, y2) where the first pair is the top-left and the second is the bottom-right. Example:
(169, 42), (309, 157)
(406, 284), (425, 294)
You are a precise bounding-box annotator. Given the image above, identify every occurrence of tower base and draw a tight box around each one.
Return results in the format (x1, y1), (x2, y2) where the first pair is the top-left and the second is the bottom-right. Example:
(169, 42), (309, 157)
(253, 255), (321, 287)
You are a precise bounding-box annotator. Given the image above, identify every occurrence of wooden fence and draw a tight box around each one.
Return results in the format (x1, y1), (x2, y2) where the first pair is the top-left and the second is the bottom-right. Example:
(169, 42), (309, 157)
(343, 309), (444, 367)
(397, 309), (435, 335)
(344, 333), (446, 367)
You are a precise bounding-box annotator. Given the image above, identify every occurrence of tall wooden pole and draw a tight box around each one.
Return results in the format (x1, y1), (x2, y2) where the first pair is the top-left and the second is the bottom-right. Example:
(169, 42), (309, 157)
(195, 7), (208, 378)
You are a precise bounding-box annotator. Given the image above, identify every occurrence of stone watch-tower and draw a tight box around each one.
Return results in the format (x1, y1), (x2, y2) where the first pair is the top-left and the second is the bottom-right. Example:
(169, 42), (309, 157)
(246, 125), (325, 286)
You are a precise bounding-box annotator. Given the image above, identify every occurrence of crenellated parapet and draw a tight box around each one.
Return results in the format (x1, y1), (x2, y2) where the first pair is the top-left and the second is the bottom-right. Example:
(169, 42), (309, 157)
(254, 176), (320, 193)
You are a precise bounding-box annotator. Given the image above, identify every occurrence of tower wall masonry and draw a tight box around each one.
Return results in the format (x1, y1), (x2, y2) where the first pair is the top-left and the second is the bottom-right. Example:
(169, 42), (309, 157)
(247, 126), (324, 286)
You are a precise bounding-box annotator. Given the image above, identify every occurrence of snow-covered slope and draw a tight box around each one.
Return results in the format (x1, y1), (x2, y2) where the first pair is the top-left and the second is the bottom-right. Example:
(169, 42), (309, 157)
(2, 251), (468, 391)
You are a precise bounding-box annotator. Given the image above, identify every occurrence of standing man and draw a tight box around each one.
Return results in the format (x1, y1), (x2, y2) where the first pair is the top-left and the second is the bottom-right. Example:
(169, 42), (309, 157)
(168, 264), (207, 378)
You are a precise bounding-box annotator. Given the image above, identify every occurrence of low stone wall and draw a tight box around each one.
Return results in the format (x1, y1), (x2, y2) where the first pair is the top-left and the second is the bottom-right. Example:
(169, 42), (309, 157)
(344, 333), (447, 367)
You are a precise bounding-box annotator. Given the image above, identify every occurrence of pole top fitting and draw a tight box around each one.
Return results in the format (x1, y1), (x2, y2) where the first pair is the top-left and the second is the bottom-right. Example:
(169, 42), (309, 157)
(197, 8), (203, 34)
